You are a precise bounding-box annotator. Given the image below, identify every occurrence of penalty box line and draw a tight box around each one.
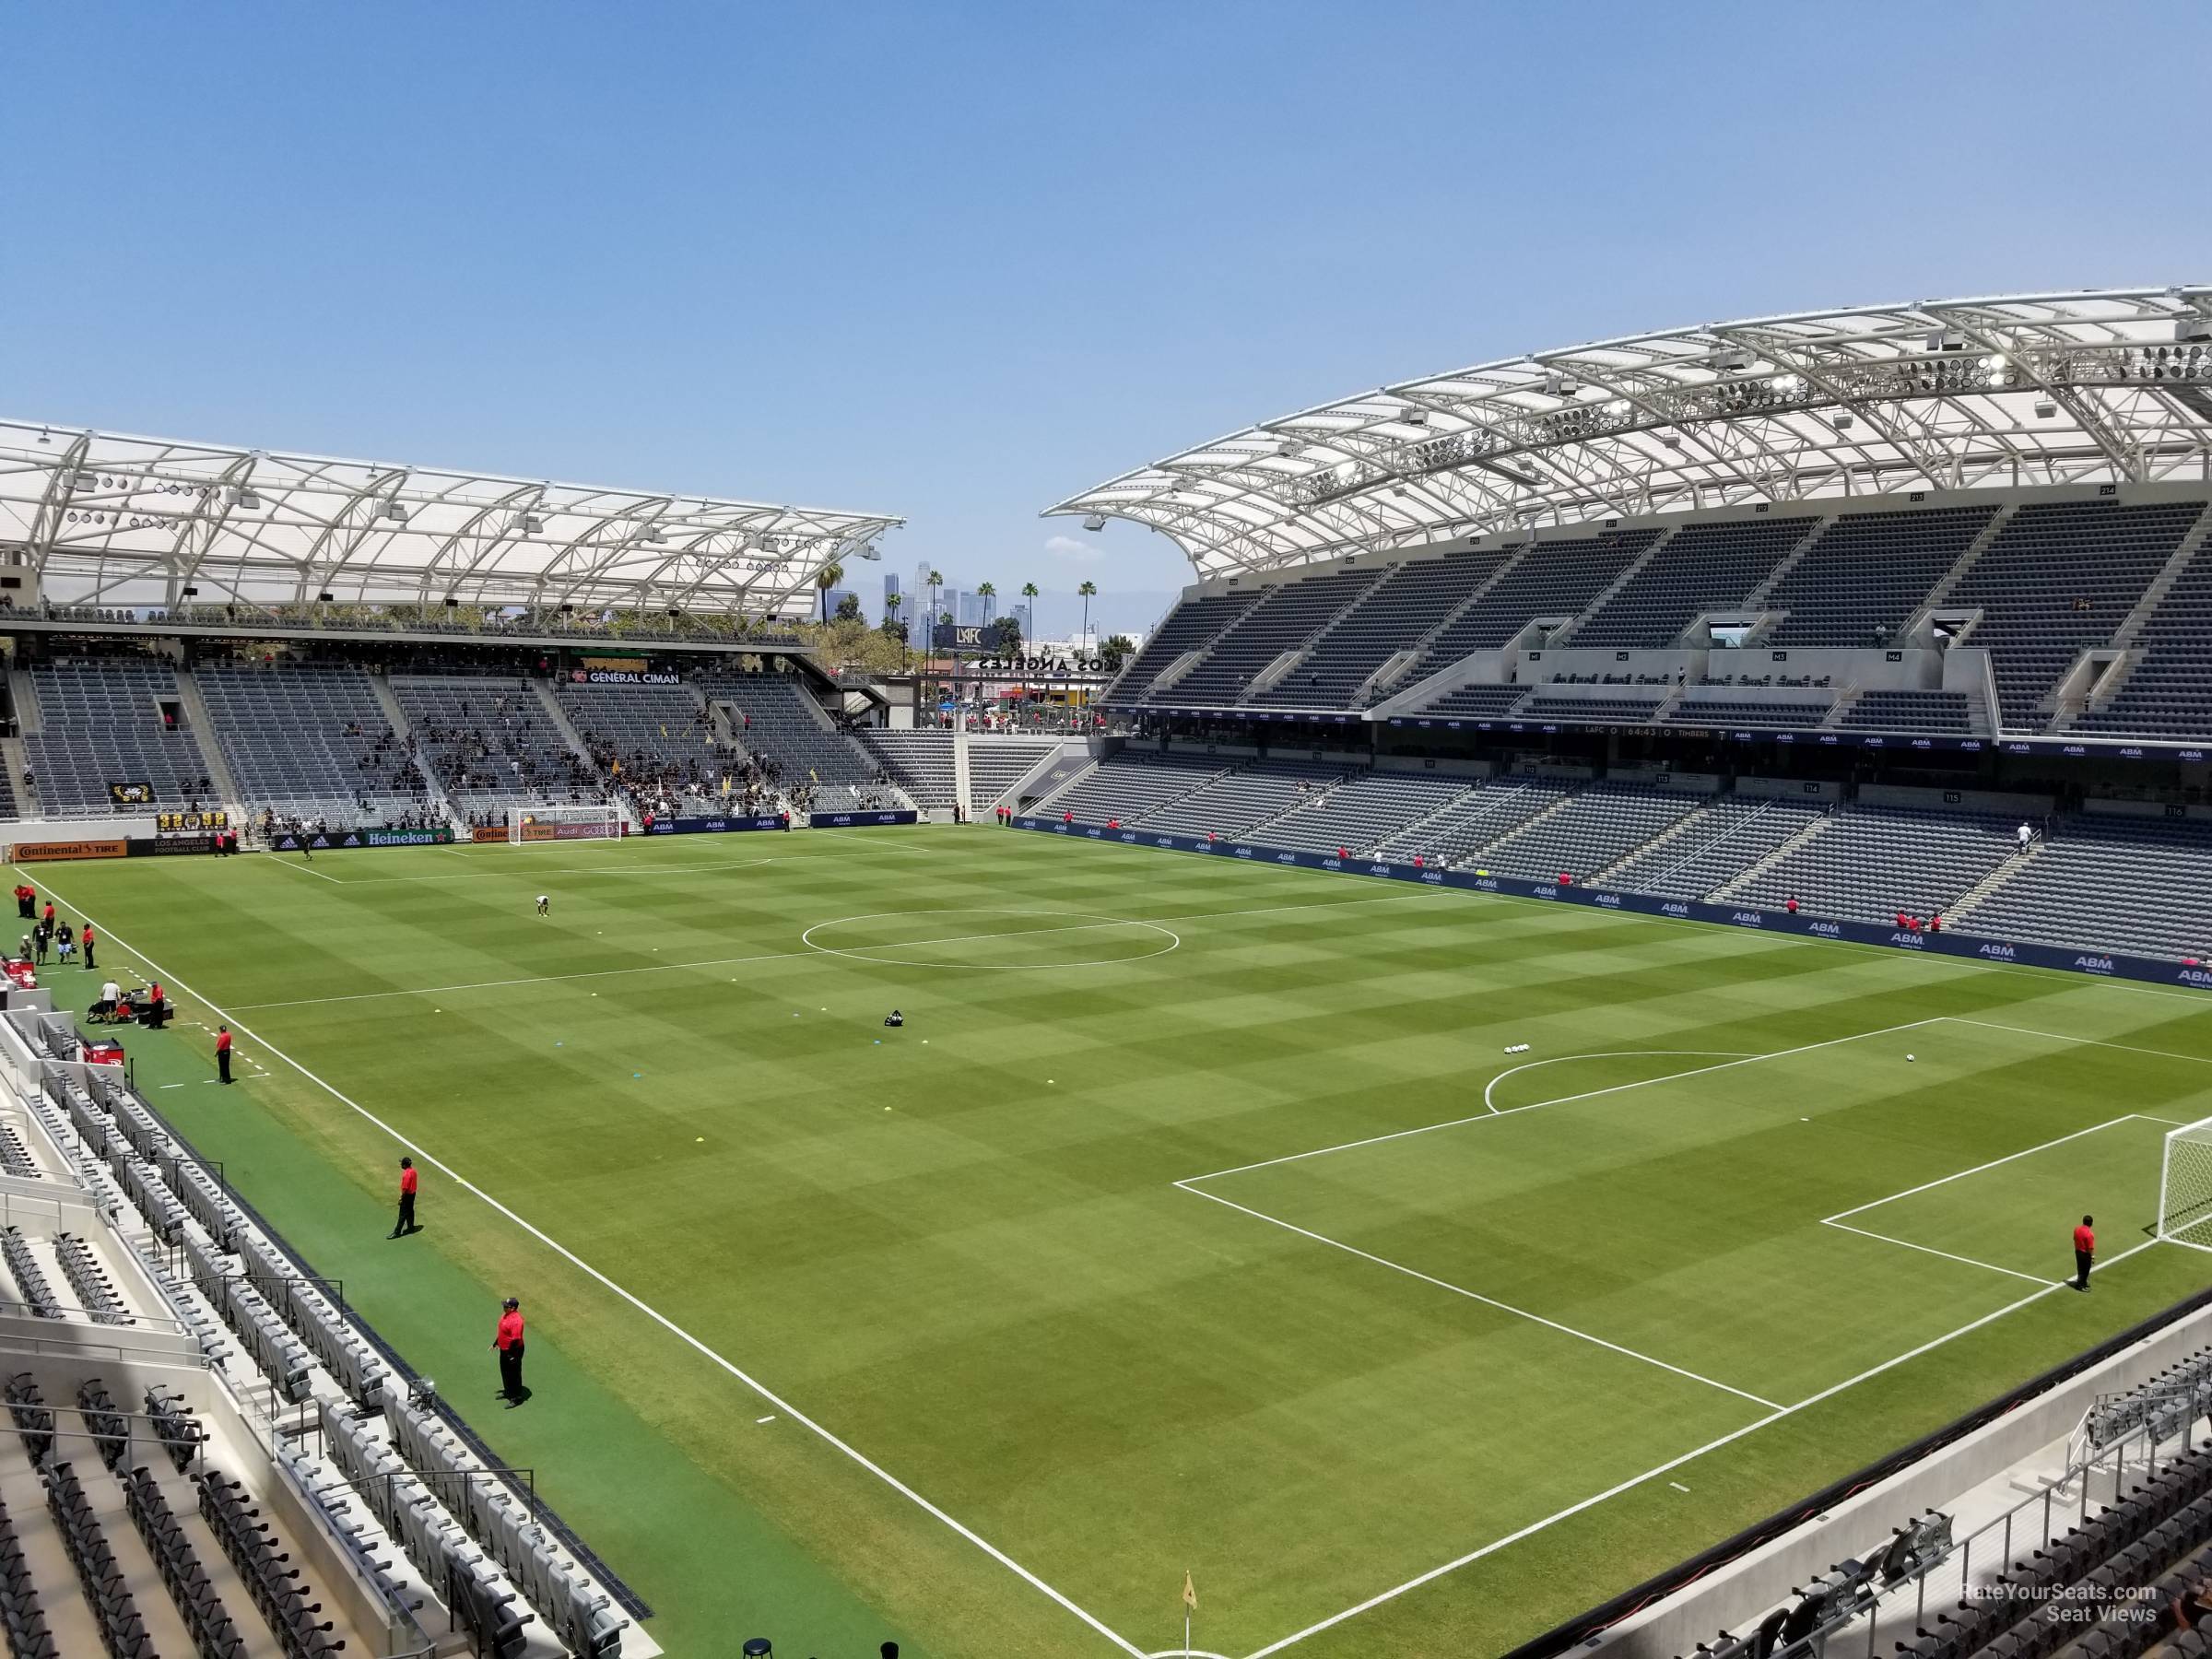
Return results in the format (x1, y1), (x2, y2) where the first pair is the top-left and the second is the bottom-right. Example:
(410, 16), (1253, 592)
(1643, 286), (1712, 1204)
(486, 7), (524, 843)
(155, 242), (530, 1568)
(1190, 1016), (2192, 1656)
(32, 877), (1152, 1659)
(1235, 1234), (2164, 1659)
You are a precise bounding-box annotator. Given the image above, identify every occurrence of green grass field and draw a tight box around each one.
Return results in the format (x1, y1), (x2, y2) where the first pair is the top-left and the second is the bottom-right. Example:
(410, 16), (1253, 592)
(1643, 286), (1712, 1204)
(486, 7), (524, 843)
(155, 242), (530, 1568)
(29, 825), (2212, 1659)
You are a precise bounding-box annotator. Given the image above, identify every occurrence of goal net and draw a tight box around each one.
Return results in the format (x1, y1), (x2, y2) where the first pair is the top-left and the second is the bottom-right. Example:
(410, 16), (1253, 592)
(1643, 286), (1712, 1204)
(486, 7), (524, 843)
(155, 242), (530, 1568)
(508, 804), (623, 845)
(2158, 1116), (2212, 1253)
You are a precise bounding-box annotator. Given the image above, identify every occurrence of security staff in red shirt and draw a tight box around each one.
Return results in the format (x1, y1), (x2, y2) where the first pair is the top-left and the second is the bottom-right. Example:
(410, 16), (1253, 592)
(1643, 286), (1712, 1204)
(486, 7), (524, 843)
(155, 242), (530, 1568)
(494, 1298), (528, 1406)
(389, 1157), (419, 1238)
(2074, 1215), (2095, 1292)
(215, 1025), (233, 1085)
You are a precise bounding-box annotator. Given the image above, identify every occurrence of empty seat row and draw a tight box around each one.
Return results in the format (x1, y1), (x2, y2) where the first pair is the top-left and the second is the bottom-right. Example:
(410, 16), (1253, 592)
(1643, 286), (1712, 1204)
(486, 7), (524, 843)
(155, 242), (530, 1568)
(1478, 785), (1705, 880)
(1159, 569), (1386, 706)
(53, 1235), (131, 1327)
(21, 657), (211, 818)
(124, 1463), (250, 1657)
(965, 738), (1062, 806)
(44, 1459), (155, 1658)
(0, 1489), (56, 1657)
(199, 1470), (347, 1657)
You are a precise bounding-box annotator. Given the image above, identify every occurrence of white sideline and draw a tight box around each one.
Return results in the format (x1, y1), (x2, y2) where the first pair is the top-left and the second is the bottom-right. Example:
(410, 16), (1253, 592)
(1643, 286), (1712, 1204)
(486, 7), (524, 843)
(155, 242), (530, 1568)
(1178, 1018), (1947, 1183)
(32, 877), (1152, 1659)
(1174, 1182), (1784, 1410)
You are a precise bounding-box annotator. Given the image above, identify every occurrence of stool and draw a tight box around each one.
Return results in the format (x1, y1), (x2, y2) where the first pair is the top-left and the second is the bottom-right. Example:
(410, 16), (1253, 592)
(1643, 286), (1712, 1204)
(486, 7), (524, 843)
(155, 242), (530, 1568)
(743, 1642), (773, 1658)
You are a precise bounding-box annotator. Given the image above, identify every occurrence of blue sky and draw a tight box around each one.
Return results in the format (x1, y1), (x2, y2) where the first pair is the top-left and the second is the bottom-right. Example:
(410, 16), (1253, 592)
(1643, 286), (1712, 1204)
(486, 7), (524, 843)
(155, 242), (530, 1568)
(6, 2), (2208, 638)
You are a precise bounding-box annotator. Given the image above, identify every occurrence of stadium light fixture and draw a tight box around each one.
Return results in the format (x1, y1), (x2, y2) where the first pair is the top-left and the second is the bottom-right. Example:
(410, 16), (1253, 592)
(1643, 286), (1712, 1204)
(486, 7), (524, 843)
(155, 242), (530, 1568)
(1081, 513), (1107, 532)
(1830, 414), (1854, 431)
(230, 487), (261, 511)
(381, 500), (408, 524)
(1403, 409), (1429, 426)
(316, 591), (335, 603)
(2035, 399), (2058, 419)
(641, 525), (665, 544)
(520, 512), (544, 535)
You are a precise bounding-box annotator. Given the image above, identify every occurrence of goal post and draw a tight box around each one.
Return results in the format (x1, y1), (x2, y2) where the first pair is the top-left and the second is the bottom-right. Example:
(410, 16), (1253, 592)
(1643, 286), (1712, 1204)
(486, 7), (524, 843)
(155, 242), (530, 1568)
(2157, 1116), (2212, 1253)
(507, 803), (623, 845)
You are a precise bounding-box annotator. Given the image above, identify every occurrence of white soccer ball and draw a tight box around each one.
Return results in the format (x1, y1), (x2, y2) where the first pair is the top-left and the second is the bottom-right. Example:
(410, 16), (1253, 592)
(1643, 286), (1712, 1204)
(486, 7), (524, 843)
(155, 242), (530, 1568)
(1906, 1053), (1916, 1062)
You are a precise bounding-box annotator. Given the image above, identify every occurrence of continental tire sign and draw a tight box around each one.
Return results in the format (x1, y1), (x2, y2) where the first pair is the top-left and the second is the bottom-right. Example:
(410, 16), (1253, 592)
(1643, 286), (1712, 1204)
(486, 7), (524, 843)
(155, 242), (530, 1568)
(10, 839), (129, 863)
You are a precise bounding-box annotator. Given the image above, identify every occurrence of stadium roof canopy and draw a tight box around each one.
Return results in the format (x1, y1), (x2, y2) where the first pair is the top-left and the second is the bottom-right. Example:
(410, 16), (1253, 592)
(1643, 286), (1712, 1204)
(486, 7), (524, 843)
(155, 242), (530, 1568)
(1046, 286), (2212, 578)
(0, 419), (902, 614)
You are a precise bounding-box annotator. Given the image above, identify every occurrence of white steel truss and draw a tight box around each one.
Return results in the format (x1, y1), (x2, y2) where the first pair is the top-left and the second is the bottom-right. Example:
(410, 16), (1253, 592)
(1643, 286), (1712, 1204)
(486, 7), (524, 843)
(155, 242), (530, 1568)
(0, 420), (902, 615)
(1045, 286), (2212, 577)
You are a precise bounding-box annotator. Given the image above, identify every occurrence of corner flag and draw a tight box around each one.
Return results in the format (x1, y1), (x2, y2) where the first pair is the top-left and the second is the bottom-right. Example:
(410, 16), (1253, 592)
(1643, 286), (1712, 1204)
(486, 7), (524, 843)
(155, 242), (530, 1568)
(1182, 1571), (1196, 1611)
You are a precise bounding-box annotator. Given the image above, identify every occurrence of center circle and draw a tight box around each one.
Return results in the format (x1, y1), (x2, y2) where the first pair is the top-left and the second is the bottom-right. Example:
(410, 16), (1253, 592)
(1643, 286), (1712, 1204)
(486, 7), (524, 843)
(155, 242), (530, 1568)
(799, 908), (1181, 970)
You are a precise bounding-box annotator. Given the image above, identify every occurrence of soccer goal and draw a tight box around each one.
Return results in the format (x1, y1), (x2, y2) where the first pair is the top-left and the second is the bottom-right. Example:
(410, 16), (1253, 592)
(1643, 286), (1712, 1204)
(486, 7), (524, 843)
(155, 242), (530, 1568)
(2157, 1116), (2212, 1253)
(508, 804), (623, 845)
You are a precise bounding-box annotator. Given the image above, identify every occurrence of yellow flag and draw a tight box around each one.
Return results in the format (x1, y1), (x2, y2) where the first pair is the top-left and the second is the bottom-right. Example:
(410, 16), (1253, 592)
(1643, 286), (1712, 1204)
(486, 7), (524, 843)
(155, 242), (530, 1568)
(721, 774), (732, 796)
(659, 723), (668, 737)
(1182, 1571), (1196, 1612)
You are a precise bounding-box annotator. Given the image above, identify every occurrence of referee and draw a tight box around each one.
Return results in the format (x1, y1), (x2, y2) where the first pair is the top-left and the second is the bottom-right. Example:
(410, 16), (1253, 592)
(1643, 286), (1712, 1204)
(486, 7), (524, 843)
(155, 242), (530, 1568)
(2074, 1214), (2095, 1291)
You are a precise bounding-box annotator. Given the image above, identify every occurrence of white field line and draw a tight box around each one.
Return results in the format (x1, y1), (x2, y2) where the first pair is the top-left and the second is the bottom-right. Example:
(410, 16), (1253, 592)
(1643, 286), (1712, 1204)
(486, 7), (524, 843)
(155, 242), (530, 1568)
(1942, 1017), (2212, 1071)
(1175, 1181), (1783, 1410)
(1819, 1220), (2060, 1287)
(267, 856), (342, 884)
(1480, 1051), (1757, 1115)
(1823, 1115), (2149, 1224)
(1179, 1019), (1947, 1184)
(228, 892), (1441, 1011)
(32, 876), (1149, 1659)
(324, 855), (782, 887)
(1239, 1235), (2164, 1659)
(1042, 822), (2212, 1007)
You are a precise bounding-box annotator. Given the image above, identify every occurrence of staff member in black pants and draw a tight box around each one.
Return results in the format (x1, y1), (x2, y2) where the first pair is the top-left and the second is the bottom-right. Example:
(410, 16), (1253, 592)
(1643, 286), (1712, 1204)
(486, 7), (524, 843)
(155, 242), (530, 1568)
(494, 1298), (527, 1405)
(2074, 1215), (2095, 1291)
(388, 1158), (418, 1238)
(216, 1026), (232, 1084)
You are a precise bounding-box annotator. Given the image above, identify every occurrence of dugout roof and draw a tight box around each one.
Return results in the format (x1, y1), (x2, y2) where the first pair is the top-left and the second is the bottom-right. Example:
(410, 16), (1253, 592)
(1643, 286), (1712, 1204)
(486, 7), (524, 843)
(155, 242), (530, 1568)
(0, 419), (902, 614)
(1046, 286), (2212, 577)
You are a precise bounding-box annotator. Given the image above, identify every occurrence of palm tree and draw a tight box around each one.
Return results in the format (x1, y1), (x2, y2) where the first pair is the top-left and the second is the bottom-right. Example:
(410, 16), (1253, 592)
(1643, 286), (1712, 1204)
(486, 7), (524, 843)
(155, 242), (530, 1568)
(1077, 580), (1099, 651)
(884, 592), (905, 668)
(1020, 581), (1039, 629)
(976, 581), (996, 622)
(816, 560), (845, 625)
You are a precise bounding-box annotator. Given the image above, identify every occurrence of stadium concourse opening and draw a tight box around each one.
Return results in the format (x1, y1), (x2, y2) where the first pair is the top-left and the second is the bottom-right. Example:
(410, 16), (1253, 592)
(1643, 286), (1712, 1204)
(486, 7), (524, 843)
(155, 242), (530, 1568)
(2, 288), (2212, 1658)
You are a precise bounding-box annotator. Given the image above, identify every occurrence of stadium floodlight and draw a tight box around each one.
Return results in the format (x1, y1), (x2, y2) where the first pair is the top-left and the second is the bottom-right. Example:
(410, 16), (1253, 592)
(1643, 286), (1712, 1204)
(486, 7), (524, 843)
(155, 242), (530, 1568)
(2035, 399), (2058, 419)
(230, 487), (261, 511)
(520, 512), (544, 535)
(2178, 316), (2212, 344)
(2157, 1115), (2212, 1252)
(1081, 513), (1107, 532)
(380, 500), (408, 524)
(641, 525), (665, 544)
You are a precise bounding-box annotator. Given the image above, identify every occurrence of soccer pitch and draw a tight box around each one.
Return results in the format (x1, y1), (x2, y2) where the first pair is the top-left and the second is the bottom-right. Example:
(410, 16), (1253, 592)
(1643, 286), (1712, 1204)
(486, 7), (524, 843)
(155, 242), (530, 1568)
(31, 825), (2212, 1659)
